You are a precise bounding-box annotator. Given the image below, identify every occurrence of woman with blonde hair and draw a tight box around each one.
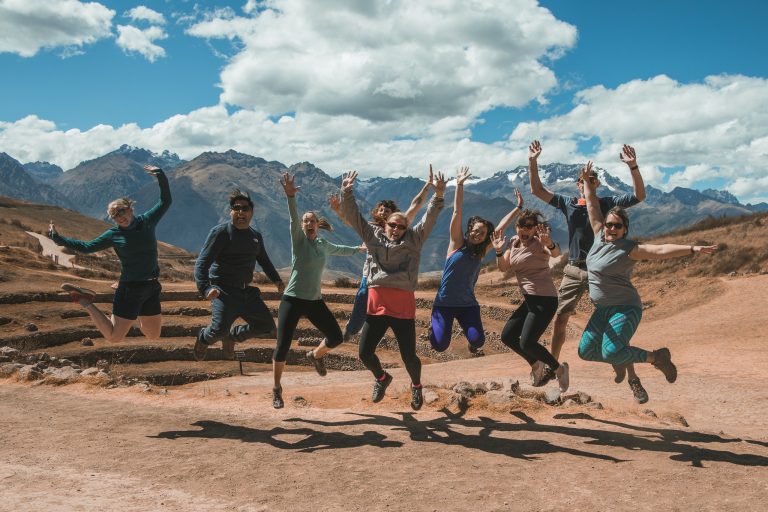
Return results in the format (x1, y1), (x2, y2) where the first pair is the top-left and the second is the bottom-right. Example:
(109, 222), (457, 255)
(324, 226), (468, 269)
(48, 165), (172, 343)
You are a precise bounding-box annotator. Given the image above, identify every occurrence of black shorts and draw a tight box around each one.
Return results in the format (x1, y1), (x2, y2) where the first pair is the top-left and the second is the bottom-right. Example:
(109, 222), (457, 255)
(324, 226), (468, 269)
(112, 280), (162, 320)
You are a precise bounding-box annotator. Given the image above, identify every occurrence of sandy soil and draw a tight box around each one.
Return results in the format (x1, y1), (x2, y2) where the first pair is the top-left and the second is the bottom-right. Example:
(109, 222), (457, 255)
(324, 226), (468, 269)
(2, 275), (768, 511)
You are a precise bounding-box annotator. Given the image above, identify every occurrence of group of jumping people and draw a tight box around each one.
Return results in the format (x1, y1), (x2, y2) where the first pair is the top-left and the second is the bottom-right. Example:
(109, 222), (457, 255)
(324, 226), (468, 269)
(48, 142), (718, 408)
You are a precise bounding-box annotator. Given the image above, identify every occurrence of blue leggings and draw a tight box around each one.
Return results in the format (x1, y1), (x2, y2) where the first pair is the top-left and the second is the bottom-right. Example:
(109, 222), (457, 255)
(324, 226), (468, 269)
(429, 305), (484, 352)
(344, 277), (368, 336)
(578, 305), (648, 365)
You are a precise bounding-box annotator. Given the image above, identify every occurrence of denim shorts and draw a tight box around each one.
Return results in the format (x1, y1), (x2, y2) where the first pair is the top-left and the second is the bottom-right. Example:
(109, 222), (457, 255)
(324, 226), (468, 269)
(113, 280), (162, 320)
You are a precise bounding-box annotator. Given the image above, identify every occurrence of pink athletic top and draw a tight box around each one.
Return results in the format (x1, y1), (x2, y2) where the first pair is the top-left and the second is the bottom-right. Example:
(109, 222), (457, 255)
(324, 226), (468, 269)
(368, 286), (417, 319)
(505, 236), (557, 297)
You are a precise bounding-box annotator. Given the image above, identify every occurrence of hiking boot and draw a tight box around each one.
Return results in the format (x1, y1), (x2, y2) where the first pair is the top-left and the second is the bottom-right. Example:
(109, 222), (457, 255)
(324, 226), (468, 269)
(468, 344), (485, 356)
(530, 361), (545, 386)
(371, 372), (393, 403)
(272, 386), (284, 409)
(221, 337), (235, 360)
(612, 364), (627, 384)
(61, 283), (96, 304)
(193, 329), (208, 362)
(411, 385), (423, 411)
(306, 350), (327, 377)
(652, 348), (677, 383)
(533, 365), (556, 387)
(557, 362), (570, 393)
(628, 377), (649, 404)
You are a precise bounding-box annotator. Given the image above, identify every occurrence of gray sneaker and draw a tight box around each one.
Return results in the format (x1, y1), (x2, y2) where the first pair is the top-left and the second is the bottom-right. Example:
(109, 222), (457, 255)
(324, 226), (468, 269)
(652, 348), (677, 383)
(61, 283), (96, 304)
(272, 386), (284, 409)
(411, 385), (423, 410)
(306, 350), (327, 377)
(557, 362), (570, 393)
(628, 377), (649, 404)
(530, 361), (545, 386)
(193, 329), (208, 362)
(372, 372), (393, 403)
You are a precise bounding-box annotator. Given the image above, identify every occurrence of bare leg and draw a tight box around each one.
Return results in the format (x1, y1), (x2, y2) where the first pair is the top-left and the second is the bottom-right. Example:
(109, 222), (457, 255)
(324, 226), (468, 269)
(137, 314), (162, 339)
(313, 339), (331, 359)
(550, 312), (570, 360)
(82, 303), (134, 343)
(272, 360), (285, 388)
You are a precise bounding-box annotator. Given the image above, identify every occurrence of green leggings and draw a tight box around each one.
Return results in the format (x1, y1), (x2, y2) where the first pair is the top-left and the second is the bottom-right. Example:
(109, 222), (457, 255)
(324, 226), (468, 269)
(578, 305), (648, 365)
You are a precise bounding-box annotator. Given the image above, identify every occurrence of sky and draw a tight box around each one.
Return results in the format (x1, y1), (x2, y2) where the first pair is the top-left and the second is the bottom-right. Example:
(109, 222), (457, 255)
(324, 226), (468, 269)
(1, 0), (767, 204)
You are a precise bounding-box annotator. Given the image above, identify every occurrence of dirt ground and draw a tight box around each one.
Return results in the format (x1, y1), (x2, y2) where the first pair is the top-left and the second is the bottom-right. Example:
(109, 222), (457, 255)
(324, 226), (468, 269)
(2, 274), (767, 511)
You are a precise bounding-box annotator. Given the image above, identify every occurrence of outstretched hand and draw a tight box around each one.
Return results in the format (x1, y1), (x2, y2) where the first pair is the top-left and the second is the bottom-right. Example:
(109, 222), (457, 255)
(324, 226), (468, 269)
(536, 224), (552, 247)
(433, 171), (447, 197)
(529, 140), (542, 161)
(491, 231), (507, 252)
(328, 193), (341, 213)
(514, 187), (523, 209)
(276, 281), (286, 294)
(620, 144), (637, 168)
(341, 170), (358, 193)
(143, 164), (162, 176)
(427, 164), (434, 187)
(280, 172), (299, 197)
(579, 161), (596, 189)
(455, 166), (471, 186)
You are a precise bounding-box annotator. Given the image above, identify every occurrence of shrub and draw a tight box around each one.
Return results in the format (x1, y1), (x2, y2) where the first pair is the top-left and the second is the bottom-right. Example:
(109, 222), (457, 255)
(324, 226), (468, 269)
(333, 276), (358, 288)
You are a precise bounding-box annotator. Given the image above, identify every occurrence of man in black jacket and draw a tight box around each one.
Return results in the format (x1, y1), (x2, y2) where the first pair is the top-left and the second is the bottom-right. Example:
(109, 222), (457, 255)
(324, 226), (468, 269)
(193, 190), (284, 360)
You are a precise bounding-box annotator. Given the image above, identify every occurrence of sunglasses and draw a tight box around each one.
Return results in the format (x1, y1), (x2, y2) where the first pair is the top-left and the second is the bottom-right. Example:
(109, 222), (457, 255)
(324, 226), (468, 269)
(231, 205), (252, 212)
(387, 222), (407, 230)
(109, 207), (129, 219)
(605, 222), (624, 230)
(517, 223), (536, 229)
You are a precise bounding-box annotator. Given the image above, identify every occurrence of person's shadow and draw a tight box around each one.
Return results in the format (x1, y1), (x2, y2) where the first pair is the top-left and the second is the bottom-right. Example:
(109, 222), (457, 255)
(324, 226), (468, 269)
(151, 420), (402, 453)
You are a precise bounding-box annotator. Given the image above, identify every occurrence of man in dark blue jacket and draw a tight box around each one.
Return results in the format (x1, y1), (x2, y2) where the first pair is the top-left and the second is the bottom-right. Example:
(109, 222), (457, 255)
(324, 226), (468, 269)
(194, 190), (284, 360)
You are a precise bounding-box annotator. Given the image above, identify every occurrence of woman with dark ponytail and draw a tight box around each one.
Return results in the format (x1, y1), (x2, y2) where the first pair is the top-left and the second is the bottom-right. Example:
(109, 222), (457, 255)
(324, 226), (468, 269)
(271, 172), (364, 408)
(428, 167), (524, 354)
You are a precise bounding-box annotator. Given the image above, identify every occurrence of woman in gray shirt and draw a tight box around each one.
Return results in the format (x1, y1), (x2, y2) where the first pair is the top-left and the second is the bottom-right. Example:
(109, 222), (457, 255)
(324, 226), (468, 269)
(578, 163), (717, 403)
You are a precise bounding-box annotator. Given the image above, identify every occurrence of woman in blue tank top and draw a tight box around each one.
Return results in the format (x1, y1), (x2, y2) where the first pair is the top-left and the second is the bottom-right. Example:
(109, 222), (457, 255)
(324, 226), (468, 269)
(577, 163), (718, 403)
(428, 167), (523, 354)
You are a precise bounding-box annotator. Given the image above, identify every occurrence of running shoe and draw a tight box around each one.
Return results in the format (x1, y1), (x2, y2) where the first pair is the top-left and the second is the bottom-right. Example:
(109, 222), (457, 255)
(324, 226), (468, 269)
(371, 372), (393, 403)
(193, 329), (208, 362)
(628, 377), (649, 404)
(557, 362), (570, 393)
(61, 283), (96, 304)
(533, 366), (556, 387)
(468, 344), (485, 356)
(306, 350), (327, 377)
(272, 386), (284, 409)
(530, 361), (545, 386)
(652, 348), (677, 383)
(410, 385), (423, 411)
(612, 364), (627, 384)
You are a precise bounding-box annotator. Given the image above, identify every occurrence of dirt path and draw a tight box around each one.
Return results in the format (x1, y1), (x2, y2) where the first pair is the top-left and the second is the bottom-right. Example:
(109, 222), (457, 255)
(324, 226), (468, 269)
(1, 276), (767, 511)
(25, 231), (84, 269)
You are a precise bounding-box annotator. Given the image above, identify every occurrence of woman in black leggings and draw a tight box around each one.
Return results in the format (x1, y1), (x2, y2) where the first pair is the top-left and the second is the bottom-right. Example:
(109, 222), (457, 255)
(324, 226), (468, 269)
(492, 209), (569, 392)
(272, 173), (363, 408)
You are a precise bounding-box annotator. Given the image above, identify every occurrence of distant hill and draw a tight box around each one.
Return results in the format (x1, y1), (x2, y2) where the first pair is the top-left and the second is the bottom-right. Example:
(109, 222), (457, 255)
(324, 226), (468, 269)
(22, 161), (63, 183)
(53, 145), (185, 219)
(1, 146), (765, 273)
(0, 153), (74, 210)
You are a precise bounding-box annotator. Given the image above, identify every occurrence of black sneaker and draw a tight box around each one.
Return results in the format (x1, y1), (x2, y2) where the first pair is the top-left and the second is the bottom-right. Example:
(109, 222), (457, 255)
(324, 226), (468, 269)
(411, 385), (423, 410)
(612, 364), (627, 384)
(221, 337), (235, 360)
(193, 329), (208, 362)
(533, 366), (556, 387)
(371, 372), (393, 403)
(306, 350), (327, 377)
(272, 386), (284, 409)
(628, 377), (649, 404)
(652, 348), (677, 383)
(468, 344), (485, 356)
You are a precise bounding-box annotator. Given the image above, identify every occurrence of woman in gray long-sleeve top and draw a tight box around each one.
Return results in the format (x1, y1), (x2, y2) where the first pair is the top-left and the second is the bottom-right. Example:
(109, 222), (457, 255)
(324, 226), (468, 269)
(340, 169), (446, 411)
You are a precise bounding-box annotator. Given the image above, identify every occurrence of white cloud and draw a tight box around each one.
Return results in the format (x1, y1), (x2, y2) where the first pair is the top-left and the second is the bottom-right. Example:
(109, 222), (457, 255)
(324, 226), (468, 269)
(125, 6), (165, 25)
(0, 0), (114, 57)
(186, 0), (577, 125)
(508, 74), (768, 201)
(116, 24), (167, 62)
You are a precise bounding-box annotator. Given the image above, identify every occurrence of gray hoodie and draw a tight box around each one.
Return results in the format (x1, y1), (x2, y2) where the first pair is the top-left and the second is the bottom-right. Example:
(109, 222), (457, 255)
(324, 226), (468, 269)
(341, 189), (444, 291)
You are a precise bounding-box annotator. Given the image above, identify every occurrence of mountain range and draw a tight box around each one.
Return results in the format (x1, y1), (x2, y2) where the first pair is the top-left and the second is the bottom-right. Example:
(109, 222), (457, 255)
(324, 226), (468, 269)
(1, 146), (765, 274)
